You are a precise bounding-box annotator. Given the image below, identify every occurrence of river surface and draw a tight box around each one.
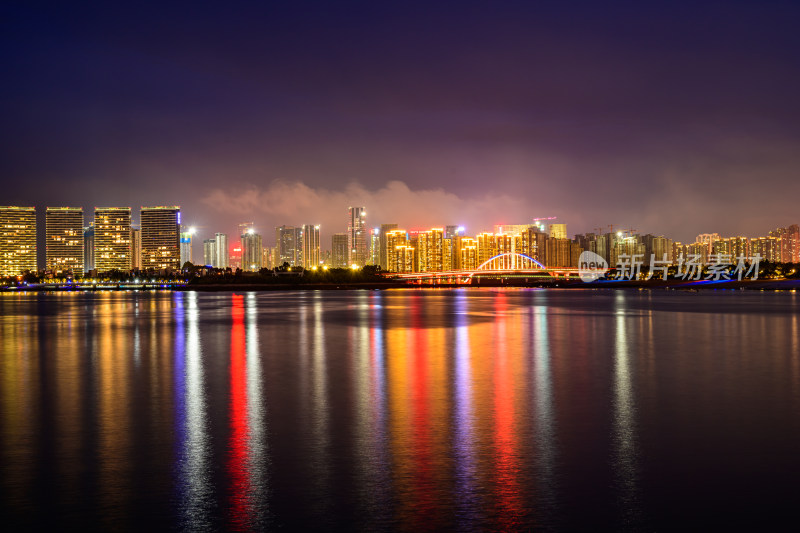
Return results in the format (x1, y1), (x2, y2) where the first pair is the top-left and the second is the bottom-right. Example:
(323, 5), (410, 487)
(1, 289), (799, 531)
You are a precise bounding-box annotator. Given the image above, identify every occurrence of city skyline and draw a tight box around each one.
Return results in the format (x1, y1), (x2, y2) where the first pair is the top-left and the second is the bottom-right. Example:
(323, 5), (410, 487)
(2, 202), (797, 277)
(2, 2), (800, 243)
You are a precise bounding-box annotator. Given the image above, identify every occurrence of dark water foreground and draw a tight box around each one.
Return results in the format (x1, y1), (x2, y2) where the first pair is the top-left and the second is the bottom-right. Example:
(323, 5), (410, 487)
(1, 289), (799, 531)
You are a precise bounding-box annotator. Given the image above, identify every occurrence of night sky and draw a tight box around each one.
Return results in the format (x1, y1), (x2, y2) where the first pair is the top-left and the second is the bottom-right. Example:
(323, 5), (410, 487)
(2, 1), (799, 246)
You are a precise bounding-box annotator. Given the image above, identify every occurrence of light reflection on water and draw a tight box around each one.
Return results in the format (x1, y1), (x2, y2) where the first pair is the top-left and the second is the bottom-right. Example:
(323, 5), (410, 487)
(1, 289), (800, 530)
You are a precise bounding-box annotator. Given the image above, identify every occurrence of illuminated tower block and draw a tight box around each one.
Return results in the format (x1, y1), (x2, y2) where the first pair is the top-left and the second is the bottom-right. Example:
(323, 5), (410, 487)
(46, 207), (84, 274)
(94, 207), (132, 272)
(0, 206), (37, 276)
(140, 206), (180, 270)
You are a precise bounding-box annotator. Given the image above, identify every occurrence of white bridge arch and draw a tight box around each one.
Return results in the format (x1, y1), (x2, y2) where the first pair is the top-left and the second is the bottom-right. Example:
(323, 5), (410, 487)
(475, 252), (546, 271)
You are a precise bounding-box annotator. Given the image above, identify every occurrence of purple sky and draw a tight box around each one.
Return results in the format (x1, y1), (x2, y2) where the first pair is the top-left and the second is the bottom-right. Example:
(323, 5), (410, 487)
(2, 1), (799, 248)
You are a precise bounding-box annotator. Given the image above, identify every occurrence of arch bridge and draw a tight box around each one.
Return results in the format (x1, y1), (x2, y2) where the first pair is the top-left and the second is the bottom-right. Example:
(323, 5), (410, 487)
(388, 252), (582, 284)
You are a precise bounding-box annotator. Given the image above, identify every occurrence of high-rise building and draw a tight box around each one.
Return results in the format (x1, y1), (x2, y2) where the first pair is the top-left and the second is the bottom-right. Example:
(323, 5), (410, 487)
(750, 236), (781, 263)
(0, 206), (37, 277)
(547, 238), (577, 268)
(131, 227), (141, 269)
(369, 228), (381, 266)
(379, 223), (398, 270)
(276, 225), (303, 266)
(241, 229), (263, 271)
(263, 246), (278, 269)
(230, 244), (242, 270)
(94, 207), (132, 272)
(302, 224), (320, 269)
(520, 227), (548, 264)
(445, 225), (465, 240)
(385, 229), (408, 272)
(549, 223), (568, 240)
(476, 232), (498, 265)
(84, 223), (95, 272)
(180, 226), (194, 266)
(494, 224), (534, 235)
(215, 233), (228, 268)
(770, 225), (800, 263)
(394, 245), (415, 273)
(45, 207), (84, 274)
(347, 207), (367, 266)
(203, 239), (216, 266)
(332, 233), (348, 268)
(140, 206), (180, 271)
(696, 233), (721, 257)
(459, 237), (478, 270)
(712, 237), (749, 260)
(415, 228), (444, 272)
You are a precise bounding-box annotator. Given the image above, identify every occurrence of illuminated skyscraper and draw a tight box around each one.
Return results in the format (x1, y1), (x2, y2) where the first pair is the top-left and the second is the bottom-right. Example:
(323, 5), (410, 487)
(696, 233), (721, 257)
(549, 223), (567, 240)
(0, 206), (37, 276)
(131, 227), (141, 269)
(379, 223), (398, 270)
(302, 224), (320, 269)
(347, 207), (367, 266)
(494, 224), (534, 236)
(414, 228), (444, 272)
(229, 244), (242, 270)
(332, 233), (348, 268)
(215, 233), (228, 268)
(203, 239), (216, 266)
(45, 207), (84, 274)
(476, 232), (498, 265)
(276, 225), (303, 266)
(241, 229), (263, 271)
(369, 228), (380, 266)
(180, 225), (194, 265)
(385, 229), (408, 272)
(394, 245), (415, 273)
(770, 225), (800, 263)
(519, 227), (548, 264)
(445, 225), (464, 240)
(263, 246), (278, 269)
(140, 206), (181, 270)
(459, 237), (478, 270)
(750, 236), (781, 262)
(94, 207), (132, 272)
(84, 223), (95, 272)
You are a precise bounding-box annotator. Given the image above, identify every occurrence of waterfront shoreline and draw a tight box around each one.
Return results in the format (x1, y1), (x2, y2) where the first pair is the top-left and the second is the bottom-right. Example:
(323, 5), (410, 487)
(3, 279), (800, 292)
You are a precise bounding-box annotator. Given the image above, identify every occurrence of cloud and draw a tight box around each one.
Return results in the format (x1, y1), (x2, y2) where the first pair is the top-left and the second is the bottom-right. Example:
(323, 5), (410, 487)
(200, 179), (532, 244)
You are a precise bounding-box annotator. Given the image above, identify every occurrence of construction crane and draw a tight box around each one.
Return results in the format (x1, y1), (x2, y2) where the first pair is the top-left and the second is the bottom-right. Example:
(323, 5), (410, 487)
(532, 216), (557, 231)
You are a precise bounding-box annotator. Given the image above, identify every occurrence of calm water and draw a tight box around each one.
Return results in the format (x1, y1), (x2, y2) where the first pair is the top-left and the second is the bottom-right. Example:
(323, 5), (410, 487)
(1, 289), (800, 531)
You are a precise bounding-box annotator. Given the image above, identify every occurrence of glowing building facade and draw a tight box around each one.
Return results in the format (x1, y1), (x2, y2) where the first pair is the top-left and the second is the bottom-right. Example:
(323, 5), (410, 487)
(0, 206), (37, 276)
(379, 223), (398, 270)
(241, 230), (263, 271)
(94, 207), (132, 272)
(215, 233), (228, 268)
(140, 206), (181, 270)
(203, 239), (216, 266)
(180, 226), (194, 265)
(130, 227), (141, 269)
(331, 233), (348, 268)
(347, 207), (367, 266)
(302, 224), (320, 269)
(276, 225), (303, 266)
(84, 223), (95, 272)
(45, 207), (84, 274)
